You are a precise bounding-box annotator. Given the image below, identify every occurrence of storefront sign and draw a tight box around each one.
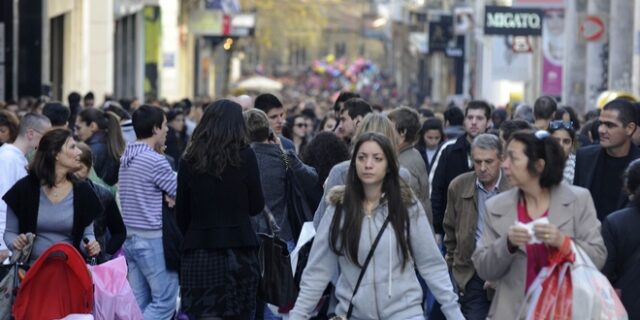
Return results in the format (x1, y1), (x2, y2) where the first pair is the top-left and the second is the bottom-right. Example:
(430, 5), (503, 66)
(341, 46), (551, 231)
(429, 15), (453, 53)
(484, 6), (544, 36)
(189, 10), (223, 36)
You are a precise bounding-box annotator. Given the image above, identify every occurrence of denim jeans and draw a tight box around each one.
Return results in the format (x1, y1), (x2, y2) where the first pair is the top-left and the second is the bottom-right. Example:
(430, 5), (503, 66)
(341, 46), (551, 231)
(124, 235), (179, 320)
(460, 273), (491, 320)
(427, 239), (448, 320)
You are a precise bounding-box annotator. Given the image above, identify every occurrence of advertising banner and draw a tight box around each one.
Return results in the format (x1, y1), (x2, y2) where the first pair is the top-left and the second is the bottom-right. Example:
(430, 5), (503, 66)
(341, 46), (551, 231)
(541, 8), (564, 95)
(484, 6), (544, 36)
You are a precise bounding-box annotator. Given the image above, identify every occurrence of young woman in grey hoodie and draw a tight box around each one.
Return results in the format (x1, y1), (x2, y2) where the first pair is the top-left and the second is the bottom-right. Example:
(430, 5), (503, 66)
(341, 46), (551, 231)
(290, 133), (463, 320)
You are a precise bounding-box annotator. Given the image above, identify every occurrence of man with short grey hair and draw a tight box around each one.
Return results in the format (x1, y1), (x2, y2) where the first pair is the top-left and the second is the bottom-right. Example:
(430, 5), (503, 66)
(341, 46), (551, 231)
(443, 133), (509, 320)
(0, 113), (51, 254)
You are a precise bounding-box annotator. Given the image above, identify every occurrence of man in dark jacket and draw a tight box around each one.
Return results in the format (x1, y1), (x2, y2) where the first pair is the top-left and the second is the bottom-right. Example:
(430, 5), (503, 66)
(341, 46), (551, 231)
(429, 101), (491, 241)
(574, 99), (640, 220)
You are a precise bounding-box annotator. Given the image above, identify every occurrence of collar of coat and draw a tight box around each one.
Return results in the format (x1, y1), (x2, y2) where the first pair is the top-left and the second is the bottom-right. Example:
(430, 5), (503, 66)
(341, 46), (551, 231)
(327, 183), (416, 207)
(461, 170), (509, 199)
(488, 183), (577, 229)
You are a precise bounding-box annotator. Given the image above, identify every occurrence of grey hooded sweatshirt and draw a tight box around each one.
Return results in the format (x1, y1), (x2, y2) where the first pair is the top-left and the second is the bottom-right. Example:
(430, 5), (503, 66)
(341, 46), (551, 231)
(291, 186), (463, 320)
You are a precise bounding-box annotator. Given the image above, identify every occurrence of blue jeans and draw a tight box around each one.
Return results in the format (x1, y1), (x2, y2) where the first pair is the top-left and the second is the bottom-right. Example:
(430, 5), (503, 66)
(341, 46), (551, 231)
(124, 235), (179, 320)
(460, 273), (491, 320)
(427, 239), (448, 320)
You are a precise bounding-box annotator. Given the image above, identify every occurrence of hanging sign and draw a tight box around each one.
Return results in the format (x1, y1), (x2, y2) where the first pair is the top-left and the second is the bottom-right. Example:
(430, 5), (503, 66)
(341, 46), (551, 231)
(484, 6), (544, 36)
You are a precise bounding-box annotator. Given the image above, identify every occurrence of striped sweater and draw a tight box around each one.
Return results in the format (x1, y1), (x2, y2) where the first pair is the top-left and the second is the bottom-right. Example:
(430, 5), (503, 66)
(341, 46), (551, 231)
(119, 143), (177, 231)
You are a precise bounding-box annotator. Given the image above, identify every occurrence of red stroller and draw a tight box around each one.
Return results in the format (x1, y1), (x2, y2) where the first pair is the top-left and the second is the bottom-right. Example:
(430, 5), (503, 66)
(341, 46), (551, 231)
(12, 243), (94, 320)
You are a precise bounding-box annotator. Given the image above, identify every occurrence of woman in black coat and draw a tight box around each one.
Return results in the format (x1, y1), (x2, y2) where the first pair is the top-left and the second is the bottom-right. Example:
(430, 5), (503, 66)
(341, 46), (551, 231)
(602, 158), (640, 319)
(75, 108), (125, 186)
(75, 142), (126, 262)
(175, 99), (265, 319)
(415, 117), (444, 174)
(165, 108), (188, 164)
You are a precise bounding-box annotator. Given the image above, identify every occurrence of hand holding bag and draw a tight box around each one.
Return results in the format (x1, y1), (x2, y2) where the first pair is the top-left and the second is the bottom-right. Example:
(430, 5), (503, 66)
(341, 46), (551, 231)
(517, 237), (574, 320)
(518, 239), (629, 320)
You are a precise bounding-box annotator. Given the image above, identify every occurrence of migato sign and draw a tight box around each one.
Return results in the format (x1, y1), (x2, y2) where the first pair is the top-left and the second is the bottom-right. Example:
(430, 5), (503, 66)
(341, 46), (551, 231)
(484, 6), (544, 36)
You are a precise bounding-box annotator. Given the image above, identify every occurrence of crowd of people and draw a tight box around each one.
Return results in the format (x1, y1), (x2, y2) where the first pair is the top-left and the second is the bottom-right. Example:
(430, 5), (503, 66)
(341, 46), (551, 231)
(0, 89), (639, 320)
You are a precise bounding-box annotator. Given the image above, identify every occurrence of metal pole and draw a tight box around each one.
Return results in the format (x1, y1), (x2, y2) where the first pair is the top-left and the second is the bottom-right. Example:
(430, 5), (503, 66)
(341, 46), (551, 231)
(608, 0), (634, 91)
(585, 0), (610, 109)
(12, 0), (19, 100)
(562, 0), (587, 113)
(633, 0), (640, 97)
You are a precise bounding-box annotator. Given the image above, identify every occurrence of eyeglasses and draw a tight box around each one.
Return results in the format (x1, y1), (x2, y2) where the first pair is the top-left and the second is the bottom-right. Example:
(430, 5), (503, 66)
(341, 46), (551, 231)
(534, 130), (550, 140)
(548, 120), (573, 130)
(294, 123), (308, 128)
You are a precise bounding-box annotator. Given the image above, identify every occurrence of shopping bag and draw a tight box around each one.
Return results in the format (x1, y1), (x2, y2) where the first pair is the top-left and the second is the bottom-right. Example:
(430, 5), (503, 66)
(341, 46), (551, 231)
(571, 244), (628, 320)
(518, 262), (572, 320)
(0, 234), (35, 320)
(518, 237), (574, 320)
(89, 256), (143, 320)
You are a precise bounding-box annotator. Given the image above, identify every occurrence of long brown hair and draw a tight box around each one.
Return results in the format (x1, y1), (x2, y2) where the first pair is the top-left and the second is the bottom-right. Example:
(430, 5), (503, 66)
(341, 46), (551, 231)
(183, 99), (247, 176)
(29, 128), (79, 187)
(329, 132), (412, 269)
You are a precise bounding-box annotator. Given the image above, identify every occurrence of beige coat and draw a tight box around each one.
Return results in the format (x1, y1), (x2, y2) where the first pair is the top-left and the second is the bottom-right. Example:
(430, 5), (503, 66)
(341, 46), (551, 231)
(471, 183), (606, 319)
(398, 146), (433, 226)
(443, 170), (510, 292)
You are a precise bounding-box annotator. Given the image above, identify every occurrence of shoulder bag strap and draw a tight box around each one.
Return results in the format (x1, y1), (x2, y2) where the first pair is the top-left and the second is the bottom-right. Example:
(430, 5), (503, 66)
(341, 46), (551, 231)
(346, 214), (391, 318)
(261, 206), (280, 237)
(279, 148), (290, 172)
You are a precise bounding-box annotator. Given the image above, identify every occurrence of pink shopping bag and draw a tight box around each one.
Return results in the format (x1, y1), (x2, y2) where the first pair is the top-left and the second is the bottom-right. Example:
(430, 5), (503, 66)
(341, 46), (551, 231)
(89, 256), (143, 320)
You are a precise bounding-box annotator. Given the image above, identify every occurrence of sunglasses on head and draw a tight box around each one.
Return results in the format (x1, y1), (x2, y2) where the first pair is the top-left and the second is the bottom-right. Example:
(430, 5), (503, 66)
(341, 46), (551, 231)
(548, 120), (573, 130)
(534, 130), (550, 140)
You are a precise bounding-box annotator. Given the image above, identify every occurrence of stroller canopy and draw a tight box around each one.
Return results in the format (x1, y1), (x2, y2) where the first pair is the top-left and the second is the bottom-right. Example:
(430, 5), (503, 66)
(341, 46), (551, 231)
(13, 243), (93, 320)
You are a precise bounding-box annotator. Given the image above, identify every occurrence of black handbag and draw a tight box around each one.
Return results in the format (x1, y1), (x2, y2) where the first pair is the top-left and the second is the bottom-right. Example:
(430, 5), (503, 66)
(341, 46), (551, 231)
(281, 151), (314, 241)
(162, 194), (183, 272)
(257, 206), (298, 309)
